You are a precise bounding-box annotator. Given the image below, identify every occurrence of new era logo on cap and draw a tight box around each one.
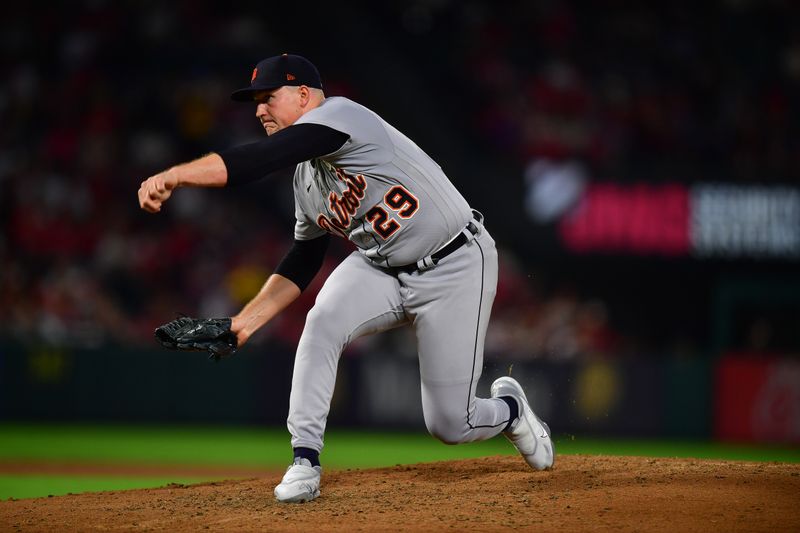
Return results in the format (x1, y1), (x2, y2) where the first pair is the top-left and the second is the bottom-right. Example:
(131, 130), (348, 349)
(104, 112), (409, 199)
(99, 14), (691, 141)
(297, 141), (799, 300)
(231, 54), (323, 102)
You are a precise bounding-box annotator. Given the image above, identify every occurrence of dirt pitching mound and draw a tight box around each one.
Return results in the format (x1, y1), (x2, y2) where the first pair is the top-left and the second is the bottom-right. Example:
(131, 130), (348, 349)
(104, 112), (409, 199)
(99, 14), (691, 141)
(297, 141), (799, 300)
(2, 455), (799, 532)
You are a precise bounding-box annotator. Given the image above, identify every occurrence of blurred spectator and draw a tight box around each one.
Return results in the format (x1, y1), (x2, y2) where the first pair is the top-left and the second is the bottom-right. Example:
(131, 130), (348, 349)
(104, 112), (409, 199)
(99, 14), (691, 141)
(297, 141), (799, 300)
(484, 251), (622, 360)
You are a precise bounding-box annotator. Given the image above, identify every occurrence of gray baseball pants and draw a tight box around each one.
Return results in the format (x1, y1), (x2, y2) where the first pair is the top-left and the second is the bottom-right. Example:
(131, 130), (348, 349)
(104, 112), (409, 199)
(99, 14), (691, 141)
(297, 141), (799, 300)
(287, 224), (511, 452)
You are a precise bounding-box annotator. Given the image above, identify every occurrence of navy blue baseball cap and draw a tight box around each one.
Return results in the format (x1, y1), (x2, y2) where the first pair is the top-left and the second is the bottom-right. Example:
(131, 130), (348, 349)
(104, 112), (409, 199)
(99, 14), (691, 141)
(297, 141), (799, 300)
(231, 54), (323, 101)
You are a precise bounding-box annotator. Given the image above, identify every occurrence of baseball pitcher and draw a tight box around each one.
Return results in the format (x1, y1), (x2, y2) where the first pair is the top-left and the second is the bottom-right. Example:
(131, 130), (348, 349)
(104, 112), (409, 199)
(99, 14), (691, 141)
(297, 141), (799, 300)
(138, 54), (554, 503)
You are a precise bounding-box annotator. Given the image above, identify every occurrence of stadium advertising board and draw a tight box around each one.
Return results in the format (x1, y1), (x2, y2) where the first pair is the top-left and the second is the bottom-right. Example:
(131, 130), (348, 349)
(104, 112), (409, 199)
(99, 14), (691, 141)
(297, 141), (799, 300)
(715, 354), (800, 444)
(549, 183), (800, 259)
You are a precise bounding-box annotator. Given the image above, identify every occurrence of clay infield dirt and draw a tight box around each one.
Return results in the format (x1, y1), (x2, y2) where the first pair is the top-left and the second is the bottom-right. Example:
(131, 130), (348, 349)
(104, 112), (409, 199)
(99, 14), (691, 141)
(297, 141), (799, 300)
(1, 454), (799, 532)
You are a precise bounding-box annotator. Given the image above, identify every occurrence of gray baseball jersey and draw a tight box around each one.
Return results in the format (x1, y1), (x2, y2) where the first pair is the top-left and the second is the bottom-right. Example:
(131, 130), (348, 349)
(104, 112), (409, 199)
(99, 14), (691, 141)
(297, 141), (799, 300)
(284, 96), (514, 458)
(292, 96), (472, 267)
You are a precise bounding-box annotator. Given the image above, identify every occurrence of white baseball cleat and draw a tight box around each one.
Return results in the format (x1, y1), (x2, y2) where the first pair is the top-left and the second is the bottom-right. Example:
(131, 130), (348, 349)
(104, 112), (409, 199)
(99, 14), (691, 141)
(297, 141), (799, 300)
(274, 457), (322, 503)
(491, 376), (555, 470)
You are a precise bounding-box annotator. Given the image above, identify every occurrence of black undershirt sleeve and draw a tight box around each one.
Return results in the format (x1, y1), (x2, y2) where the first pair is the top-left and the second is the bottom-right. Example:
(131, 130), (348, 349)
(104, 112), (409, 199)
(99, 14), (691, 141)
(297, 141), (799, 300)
(274, 234), (331, 291)
(219, 123), (349, 187)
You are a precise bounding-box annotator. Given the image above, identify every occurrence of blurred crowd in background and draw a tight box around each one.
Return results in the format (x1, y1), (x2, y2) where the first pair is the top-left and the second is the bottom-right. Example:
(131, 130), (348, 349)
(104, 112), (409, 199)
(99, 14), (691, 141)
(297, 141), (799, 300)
(458, 1), (800, 183)
(1, 1), (798, 360)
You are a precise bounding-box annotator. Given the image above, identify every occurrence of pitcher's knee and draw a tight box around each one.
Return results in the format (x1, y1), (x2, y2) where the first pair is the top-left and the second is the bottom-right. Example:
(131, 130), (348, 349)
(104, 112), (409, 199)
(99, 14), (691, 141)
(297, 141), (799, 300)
(425, 417), (470, 445)
(303, 305), (348, 347)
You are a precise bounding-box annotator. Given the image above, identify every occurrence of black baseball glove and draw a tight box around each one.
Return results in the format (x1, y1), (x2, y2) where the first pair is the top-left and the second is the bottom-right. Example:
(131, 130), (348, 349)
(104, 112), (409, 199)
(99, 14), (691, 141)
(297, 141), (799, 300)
(154, 316), (238, 360)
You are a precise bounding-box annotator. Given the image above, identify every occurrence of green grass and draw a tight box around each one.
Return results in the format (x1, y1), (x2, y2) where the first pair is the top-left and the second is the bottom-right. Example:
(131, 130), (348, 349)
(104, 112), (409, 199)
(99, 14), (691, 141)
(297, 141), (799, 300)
(0, 424), (516, 468)
(0, 423), (798, 500)
(0, 475), (213, 501)
(552, 436), (800, 463)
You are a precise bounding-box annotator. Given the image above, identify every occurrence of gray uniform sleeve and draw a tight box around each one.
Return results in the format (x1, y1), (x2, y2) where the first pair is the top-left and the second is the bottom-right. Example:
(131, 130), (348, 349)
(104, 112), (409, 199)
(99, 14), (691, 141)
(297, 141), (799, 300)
(294, 173), (328, 241)
(294, 99), (394, 171)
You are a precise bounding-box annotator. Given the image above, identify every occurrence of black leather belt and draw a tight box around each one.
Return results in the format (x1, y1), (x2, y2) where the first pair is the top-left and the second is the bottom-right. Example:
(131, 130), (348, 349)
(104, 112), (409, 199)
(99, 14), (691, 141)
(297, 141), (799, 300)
(393, 211), (483, 274)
